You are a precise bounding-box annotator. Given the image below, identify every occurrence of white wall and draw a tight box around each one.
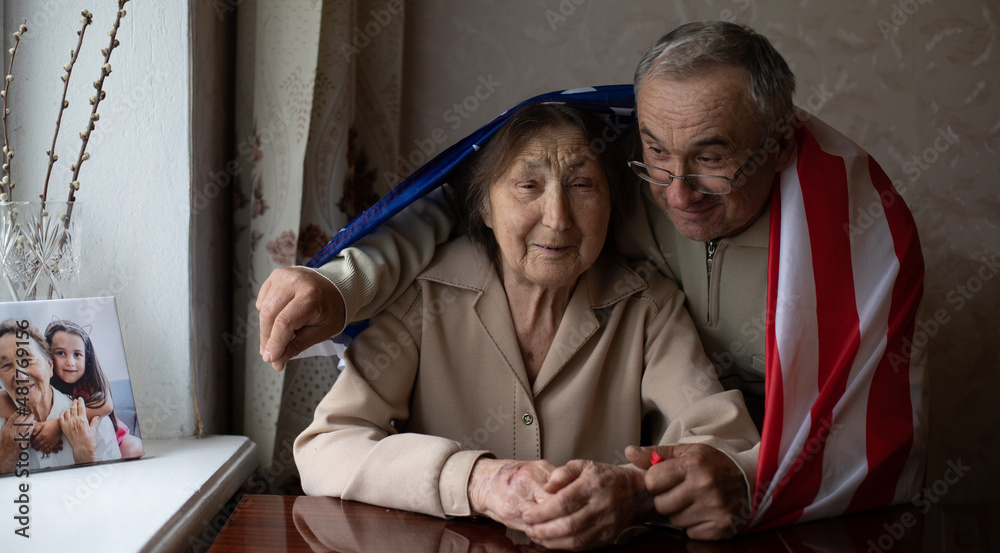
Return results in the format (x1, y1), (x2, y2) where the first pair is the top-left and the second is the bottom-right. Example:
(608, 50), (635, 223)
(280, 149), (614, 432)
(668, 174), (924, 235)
(3, 1), (195, 438)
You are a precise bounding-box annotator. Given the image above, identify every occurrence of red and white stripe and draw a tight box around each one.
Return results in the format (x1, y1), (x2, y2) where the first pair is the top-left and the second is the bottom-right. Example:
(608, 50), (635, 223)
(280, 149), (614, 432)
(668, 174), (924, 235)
(751, 111), (926, 530)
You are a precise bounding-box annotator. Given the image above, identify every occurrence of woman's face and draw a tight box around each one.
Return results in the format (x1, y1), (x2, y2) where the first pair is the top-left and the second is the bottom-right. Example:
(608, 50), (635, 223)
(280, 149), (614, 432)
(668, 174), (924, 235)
(0, 333), (52, 407)
(51, 331), (87, 385)
(483, 125), (611, 292)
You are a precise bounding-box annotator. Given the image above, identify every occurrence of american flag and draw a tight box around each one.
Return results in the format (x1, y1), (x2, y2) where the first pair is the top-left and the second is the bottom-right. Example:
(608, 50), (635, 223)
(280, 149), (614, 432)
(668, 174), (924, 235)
(752, 110), (925, 529)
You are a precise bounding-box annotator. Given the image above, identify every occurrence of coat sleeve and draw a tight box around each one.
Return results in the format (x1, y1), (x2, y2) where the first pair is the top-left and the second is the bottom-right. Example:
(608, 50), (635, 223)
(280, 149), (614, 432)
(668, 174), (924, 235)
(294, 284), (489, 518)
(639, 278), (761, 494)
(310, 186), (457, 332)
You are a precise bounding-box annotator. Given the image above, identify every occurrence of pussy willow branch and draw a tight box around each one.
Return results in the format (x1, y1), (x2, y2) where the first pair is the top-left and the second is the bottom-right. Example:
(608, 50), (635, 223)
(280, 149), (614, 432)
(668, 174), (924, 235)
(1, 22), (27, 201)
(65, 0), (128, 225)
(41, 11), (92, 208)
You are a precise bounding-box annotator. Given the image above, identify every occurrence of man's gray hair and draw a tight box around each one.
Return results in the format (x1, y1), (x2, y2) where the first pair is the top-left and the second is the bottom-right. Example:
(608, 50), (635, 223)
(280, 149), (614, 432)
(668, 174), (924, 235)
(634, 21), (796, 138)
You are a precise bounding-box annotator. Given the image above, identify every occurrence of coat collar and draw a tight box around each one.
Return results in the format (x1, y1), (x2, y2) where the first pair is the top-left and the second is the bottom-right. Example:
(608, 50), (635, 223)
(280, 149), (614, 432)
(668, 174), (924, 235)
(418, 237), (648, 310)
(418, 236), (647, 395)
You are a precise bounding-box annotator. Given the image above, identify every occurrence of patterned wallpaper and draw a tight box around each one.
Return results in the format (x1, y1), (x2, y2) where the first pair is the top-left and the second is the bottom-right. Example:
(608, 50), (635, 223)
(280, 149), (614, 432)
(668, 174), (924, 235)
(397, 0), (1000, 503)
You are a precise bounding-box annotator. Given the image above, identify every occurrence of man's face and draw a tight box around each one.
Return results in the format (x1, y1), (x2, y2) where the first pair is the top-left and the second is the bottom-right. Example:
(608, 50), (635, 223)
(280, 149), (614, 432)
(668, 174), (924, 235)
(636, 65), (790, 242)
(0, 333), (52, 410)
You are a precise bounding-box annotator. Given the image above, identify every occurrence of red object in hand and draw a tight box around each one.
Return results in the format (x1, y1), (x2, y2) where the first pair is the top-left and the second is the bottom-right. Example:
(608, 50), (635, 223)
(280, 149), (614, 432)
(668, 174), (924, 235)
(650, 451), (663, 465)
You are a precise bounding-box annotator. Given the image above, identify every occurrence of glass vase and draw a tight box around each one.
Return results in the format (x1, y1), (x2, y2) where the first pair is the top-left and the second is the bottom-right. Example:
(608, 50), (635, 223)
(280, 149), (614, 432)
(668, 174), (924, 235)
(0, 201), (82, 301)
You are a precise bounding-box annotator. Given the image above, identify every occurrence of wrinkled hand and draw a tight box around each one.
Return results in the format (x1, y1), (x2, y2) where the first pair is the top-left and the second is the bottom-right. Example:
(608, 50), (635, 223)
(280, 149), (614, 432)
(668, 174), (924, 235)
(626, 443), (747, 540)
(31, 419), (63, 454)
(467, 458), (556, 532)
(0, 413), (34, 473)
(518, 460), (653, 550)
(59, 398), (99, 464)
(256, 267), (345, 372)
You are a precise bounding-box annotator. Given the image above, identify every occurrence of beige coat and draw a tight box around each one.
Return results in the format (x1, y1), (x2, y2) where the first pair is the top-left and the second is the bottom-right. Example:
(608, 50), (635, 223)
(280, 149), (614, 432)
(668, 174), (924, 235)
(317, 185), (771, 417)
(296, 237), (759, 518)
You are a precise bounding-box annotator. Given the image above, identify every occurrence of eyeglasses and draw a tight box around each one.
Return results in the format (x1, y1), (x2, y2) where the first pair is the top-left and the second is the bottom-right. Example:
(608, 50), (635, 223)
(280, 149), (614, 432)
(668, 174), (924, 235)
(628, 144), (765, 195)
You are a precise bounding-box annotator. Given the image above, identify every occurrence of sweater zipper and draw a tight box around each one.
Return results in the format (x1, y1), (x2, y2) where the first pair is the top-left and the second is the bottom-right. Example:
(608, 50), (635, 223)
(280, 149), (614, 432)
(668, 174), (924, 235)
(706, 239), (720, 323)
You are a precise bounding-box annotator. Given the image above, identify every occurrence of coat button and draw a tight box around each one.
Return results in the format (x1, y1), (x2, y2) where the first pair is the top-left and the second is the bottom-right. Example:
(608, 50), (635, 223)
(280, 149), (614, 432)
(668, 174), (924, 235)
(522, 413), (534, 425)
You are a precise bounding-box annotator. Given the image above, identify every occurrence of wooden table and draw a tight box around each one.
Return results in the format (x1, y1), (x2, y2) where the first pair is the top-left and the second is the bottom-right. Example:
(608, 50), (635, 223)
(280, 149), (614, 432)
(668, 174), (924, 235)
(208, 494), (996, 552)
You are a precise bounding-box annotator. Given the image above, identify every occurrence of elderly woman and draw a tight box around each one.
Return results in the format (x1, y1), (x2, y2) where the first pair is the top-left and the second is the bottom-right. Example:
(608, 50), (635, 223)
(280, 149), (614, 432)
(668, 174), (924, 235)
(295, 104), (758, 549)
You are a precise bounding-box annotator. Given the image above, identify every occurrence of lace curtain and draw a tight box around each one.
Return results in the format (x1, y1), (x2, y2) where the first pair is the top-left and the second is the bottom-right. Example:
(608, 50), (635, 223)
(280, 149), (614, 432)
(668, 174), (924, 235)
(231, 0), (403, 490)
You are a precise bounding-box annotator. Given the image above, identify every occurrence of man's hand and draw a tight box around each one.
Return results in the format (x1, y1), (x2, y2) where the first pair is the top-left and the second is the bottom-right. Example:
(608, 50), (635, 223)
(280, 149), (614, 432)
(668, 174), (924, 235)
(467, 458), (556, 532)
(519, 460), (653, 550)
(256, 267), (346, 371)
(0, 413), (34, 473)
(626, 443), (748, 540)
(31, 419), (63, 454)
(59, 398), (99, 464)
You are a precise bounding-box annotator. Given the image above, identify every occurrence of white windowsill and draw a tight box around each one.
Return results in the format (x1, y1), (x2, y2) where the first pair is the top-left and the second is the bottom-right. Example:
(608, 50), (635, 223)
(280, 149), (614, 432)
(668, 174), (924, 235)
(1, 435), (258, 552)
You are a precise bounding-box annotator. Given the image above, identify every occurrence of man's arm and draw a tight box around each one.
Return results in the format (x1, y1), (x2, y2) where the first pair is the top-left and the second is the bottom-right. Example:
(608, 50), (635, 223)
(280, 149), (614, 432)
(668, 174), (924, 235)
(258, 186), (457, 370)
(317, 186), (457, 325)
(625, 443), (750, 539)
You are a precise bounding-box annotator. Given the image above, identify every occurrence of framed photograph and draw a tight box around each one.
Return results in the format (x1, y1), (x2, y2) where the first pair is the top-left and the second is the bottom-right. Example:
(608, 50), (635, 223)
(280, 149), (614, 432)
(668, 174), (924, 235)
(0, 297), (143, 476)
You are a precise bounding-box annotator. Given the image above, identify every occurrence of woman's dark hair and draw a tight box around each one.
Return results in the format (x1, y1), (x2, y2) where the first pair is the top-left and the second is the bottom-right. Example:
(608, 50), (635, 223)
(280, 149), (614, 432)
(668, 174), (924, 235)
(45, 319), (118, 432)
(457, 103), (627, 264)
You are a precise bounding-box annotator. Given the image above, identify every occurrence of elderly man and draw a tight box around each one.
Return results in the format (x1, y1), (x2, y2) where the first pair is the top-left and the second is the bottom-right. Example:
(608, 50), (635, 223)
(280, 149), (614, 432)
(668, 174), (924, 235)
(257, 21), (924, 539)
(0, 319), (120, 473)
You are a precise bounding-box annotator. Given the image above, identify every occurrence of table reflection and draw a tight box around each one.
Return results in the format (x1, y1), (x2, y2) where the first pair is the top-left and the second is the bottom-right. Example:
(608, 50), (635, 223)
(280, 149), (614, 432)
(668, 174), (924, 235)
(292, 496), (541, 553)
(208, 495), (997, 553)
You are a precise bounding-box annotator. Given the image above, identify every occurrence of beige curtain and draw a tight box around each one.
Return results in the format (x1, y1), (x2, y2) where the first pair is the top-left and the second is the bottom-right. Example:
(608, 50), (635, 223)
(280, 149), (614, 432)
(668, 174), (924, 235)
(231, 0), (403, 490)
